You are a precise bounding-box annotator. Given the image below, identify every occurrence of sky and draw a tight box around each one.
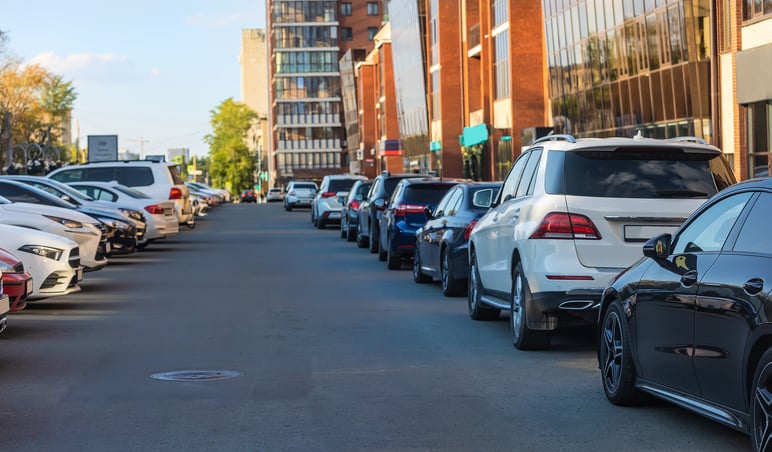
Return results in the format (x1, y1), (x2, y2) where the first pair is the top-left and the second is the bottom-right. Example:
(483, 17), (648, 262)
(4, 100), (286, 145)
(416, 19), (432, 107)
(2, 1), (266, 158)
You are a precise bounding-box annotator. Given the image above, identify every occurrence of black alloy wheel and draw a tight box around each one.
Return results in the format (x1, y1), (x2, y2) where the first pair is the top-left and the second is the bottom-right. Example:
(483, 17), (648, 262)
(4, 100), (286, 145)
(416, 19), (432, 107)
(752, 349), (772, 451)
(413, 247), (431, 283)
(600, 300), (641, 405)
(440, 248), (465, 297)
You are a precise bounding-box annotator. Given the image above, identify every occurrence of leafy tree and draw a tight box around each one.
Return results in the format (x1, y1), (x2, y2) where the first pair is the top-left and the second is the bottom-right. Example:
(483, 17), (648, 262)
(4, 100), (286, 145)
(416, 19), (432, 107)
(0, 58), (49, 165)
(40, 75), (77, 145)
(204, 98), (257, 196)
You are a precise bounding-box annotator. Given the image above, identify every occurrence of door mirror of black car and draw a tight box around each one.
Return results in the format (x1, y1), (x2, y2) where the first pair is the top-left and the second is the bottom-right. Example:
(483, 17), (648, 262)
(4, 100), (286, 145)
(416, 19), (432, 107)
(472, 189), (494, 208)
(424, 205), (433, 218)
(643, 233), (672, 260)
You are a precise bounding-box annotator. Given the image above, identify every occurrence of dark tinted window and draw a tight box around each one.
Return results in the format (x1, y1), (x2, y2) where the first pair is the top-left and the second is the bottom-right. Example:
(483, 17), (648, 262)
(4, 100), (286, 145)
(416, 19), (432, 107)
(119, 168), (154, 186)
(327, 179), (358, 192)
(293, 183), (316, 190)
(88, 167), (117, 182)
(167, 165), (184, 185)
(402, 184), (457, 206)
(561, 149), (726, 198)
(0, 182), (73, 208)
(383, 176), (415, 196)
(49, 168), (84, 183)
(733, 192), (772, 255)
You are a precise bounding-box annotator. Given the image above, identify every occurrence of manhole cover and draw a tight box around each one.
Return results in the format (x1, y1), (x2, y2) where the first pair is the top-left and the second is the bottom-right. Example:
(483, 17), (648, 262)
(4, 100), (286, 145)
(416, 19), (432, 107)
(150, 369), (243, 382)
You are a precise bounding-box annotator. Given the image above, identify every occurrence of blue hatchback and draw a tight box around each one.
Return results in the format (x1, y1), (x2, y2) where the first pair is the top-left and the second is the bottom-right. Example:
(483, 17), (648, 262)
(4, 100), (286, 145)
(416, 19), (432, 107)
(378, 177), (465, 270)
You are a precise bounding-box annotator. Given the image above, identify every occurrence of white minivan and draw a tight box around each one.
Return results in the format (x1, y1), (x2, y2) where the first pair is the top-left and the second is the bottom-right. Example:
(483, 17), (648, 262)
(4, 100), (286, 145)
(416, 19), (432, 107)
(47, 160), (194, 227)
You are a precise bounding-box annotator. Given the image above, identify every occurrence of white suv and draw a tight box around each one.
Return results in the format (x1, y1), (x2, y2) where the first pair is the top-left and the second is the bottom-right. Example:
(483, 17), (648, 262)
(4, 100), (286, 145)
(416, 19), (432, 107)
(47, 160), (194, 227)
(311, 175), (367, 229)
(468, 134), (736, 350)
(284, 181), (317, 211)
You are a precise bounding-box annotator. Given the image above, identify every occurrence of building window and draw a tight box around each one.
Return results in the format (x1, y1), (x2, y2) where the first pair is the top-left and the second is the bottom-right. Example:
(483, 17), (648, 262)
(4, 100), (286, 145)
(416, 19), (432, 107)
(367, 2), (379, 15)
(341, 27), (353, 41)
(368, 27), (379, 40)
(747, 101), (771, 178)
(340, 2), (352, 16)
(431, 71), (440, 120)
(494, 31), (510, 99)
(743, 0), (772, 21)
(492, 0), (508, 28)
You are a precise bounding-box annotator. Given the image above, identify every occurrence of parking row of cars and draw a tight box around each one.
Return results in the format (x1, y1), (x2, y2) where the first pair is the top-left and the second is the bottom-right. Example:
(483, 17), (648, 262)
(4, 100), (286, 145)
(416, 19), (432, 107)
(287, 134), (771, 451)
(0, 161), (229, 334)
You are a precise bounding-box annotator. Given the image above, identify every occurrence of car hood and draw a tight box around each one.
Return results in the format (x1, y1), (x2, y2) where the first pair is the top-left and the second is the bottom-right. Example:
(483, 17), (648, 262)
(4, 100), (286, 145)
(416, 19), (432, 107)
(1, 202), (97, 223)
(0, 224), (79, 249)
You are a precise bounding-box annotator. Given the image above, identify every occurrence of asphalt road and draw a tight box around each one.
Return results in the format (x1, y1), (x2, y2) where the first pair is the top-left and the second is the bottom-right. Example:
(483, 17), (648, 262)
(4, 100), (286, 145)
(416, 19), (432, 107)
(0, 202), (751, 451)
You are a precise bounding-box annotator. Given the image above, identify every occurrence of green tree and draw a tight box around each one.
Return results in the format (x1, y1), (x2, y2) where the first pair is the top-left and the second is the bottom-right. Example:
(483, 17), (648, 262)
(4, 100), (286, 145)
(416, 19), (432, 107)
(204, 98), (257, 196)
(39, 74), (77, 146)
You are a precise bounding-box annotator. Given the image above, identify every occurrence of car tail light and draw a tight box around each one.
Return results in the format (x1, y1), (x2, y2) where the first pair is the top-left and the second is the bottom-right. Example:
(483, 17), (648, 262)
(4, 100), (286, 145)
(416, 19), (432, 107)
(145, 205), (164, 215)
(169, 187), (182, 200)
(464, 219), (478, 240)
(321, 192), (336, 198)
(529, 212), (601, 240)
(289, 191), (296, 196)
(350, 200), (361, 210)
(394, 204), (425, 217)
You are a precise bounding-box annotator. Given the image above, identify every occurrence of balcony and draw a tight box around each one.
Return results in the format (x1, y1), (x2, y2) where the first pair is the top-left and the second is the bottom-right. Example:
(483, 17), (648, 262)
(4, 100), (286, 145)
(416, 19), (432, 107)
(275, 114), (342, 127)
(468, 23), (481, 58)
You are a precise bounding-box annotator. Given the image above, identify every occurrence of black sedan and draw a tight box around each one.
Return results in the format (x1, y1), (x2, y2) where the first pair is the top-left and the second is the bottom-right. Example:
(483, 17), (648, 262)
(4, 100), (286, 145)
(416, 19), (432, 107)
(597, 177), (772, 451)
(413, 182), (501, 296)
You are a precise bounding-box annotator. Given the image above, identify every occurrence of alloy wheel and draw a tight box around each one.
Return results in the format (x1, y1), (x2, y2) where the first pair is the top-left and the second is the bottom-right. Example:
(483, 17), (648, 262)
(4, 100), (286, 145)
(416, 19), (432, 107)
(602, 310), (624, 395)
(511, 272), (524, 340)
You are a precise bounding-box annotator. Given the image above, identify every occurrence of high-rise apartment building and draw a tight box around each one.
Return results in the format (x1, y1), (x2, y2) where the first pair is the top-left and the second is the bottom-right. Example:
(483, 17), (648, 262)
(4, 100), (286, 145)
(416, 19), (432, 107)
(240, 29), (271, 191)
(266, 0), (383, 185)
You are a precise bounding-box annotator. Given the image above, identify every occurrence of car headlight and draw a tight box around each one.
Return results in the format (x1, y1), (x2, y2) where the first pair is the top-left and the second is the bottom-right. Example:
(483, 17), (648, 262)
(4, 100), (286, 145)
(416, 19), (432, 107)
(119, 208), (145, 222)
(18, 245), (63, 260)
(43, 215), (83, 229)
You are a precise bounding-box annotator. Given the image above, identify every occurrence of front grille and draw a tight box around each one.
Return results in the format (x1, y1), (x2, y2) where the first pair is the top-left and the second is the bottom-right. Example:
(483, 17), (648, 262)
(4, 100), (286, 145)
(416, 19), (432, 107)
(68, 247), (81, 269)
(41, 272), (67, 289)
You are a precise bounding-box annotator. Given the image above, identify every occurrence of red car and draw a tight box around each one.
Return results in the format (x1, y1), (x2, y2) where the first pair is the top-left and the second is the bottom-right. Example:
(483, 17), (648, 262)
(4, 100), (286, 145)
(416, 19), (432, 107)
(0, 248), (33, 312)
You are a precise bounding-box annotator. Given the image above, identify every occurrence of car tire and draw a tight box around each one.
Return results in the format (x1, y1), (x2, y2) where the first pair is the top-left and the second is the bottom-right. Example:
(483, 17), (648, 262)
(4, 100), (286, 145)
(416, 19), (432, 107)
(285, 203), (292, 212)
(413, 247), (431, 283)
(386, 239), (400, 269)
(356, 223), (368, 248)
(467, 251), (500, 321)
(599, 299), (642, 405)
(510, 263), (551, 350)
(340, 217), (348, 239)
(369, 222), (379, 254)
(378, 235), (387, 262)
(317, 217), (326, 229)
(346, 222), (357, 242)
(752, 349), (772, 451)
(440, 247), (465, 297)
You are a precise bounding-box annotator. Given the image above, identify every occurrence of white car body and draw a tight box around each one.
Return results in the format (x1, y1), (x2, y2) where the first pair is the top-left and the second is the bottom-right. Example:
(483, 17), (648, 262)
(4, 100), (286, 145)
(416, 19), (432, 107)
(0, 224), (83, 299)
(0, 197), (107, 271)
(66, 181), (179, 241)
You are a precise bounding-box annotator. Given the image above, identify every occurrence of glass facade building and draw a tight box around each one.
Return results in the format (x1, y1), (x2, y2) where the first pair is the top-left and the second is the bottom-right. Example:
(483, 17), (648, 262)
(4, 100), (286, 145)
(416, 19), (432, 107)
(388, 0), (430, 172)
(542, 0), (712, 140)
(269, 0), (343, 180)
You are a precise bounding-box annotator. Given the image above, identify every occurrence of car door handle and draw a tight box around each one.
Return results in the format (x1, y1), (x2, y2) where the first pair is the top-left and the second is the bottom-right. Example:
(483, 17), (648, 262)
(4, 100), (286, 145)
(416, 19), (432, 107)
(680, 270), (698, 287)
(744, 278), (765, 295)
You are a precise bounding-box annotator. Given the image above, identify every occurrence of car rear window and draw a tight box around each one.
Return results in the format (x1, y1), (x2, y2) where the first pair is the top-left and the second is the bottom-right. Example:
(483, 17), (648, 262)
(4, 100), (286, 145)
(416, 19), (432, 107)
(546, 149), (735, 198)
(294, 183), (316, 190)
(167, 165), (184, 185)
(118, 167), (155, 187)
(328, 179), (358, 192)
(403, 184), (457, 206)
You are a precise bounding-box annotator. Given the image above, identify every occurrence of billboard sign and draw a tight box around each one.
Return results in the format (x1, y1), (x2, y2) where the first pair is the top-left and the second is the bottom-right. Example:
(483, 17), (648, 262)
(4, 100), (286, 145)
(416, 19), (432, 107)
(87, 135), (118, 162)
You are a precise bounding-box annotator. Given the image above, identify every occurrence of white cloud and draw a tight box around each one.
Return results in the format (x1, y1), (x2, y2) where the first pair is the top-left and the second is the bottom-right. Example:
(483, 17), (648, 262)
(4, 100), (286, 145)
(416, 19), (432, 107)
(149, 68), (161, 77)
(29, 52), (138, 81)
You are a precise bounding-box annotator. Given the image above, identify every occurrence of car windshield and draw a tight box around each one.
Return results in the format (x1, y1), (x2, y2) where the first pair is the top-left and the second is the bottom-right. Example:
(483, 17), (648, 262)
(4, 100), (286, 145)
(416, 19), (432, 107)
(403, 184), (457, 205)
(114, 185), (152, 199)
(555, 150), (734, 199)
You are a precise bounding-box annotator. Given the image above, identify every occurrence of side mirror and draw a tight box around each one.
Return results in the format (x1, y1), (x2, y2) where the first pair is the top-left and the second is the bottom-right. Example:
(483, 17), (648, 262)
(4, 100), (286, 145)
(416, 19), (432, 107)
(424, 205), (433, 219)
(472, 189), (494, 208)
(643, 233), (672, 259)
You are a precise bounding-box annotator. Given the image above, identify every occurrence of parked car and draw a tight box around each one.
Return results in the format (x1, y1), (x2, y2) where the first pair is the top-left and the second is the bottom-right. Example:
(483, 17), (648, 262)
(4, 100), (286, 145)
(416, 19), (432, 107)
(3, 175), (148, 248)
(240, 189), (258, 203)
(266, 188), (284, 202)
(0, 278), (7, 333)
(283, 180), (317, 211)
(0, 195), (106, 272)
(187, 182), (225, 205)
(0, 247), (33, 311)
(598, 176), (772, 451)
(47, 160), (195, 228)
(0, 178), (137, 257)
(340, 180), (372, 242)
(414, 182), (501, 296)
(187, 181), (231, 203)
(0, 224), (83, 300)
(311, 175), (367, 229)
(378, 177), (463, 269)
(356, 172), (421, 252)
(468, 134), (737, 350)
(66, 181), (179, 244)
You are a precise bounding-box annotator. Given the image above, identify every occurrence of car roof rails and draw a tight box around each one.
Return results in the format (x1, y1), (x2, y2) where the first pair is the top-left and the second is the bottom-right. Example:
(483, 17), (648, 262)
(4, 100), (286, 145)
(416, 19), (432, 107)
(665, 136), (708, 145)
(531, 134), (577, 146)
(381, 170), (391, 177)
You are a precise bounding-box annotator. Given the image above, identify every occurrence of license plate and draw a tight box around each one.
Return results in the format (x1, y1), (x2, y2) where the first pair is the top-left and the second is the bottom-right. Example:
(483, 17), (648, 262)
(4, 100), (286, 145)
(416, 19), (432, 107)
(0, 295), (9, 315)
(76, 267), (84, 282)
(624, 225), (678, 242)
(329, 212), (340, 218)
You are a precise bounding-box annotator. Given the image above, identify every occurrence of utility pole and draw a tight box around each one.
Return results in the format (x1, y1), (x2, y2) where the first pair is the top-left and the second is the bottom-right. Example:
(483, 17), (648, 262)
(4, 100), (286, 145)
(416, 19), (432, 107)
(126, 137), (150, 159)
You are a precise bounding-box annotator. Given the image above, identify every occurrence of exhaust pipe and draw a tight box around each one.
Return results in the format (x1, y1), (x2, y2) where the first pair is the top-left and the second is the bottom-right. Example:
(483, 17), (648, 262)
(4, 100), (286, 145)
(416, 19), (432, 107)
(559, 300), (596, 311)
